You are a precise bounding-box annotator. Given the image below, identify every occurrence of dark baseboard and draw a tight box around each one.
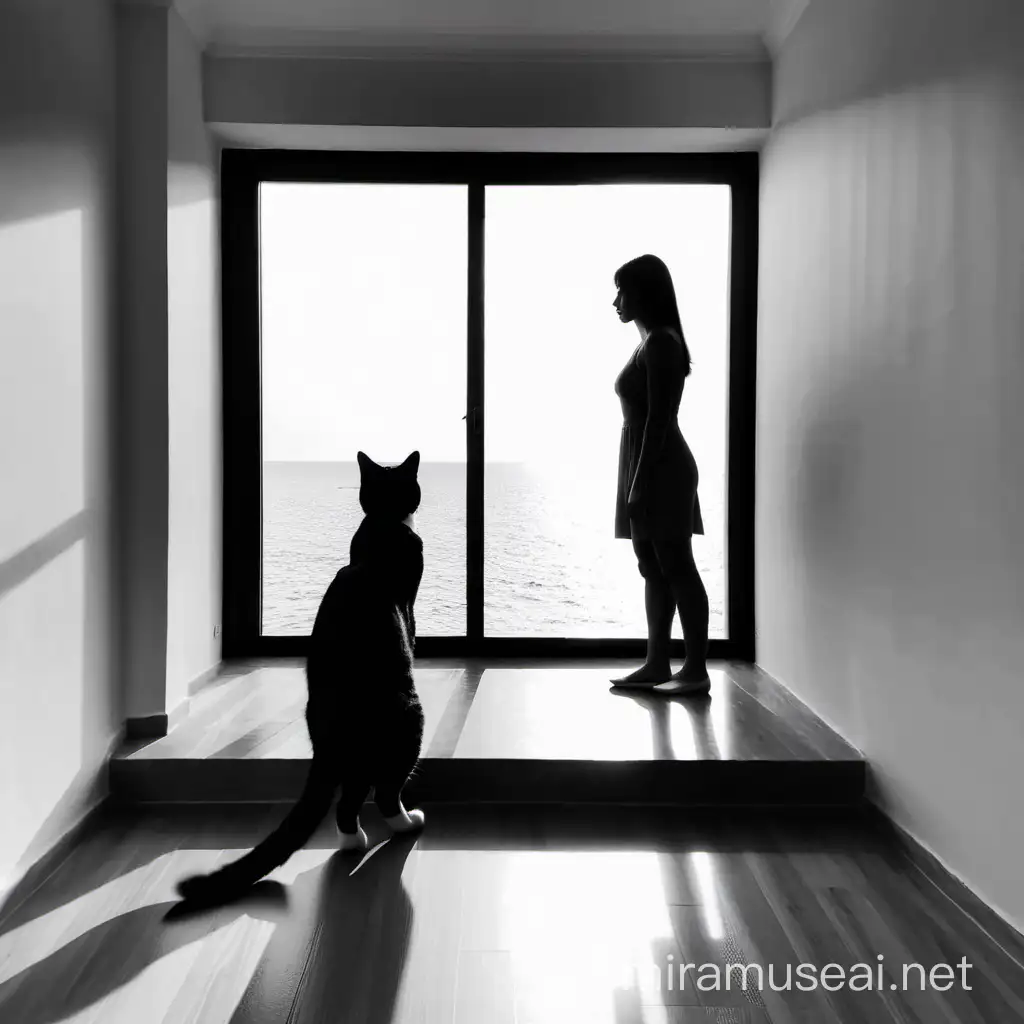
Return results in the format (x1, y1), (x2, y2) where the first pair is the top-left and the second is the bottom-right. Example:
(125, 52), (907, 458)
(865, 803), (1024, 972)
(0, 799), (111, 927)
(125, 714), (169, 740)
(125, 665), (224, 741)
(125, 694), (191, 740)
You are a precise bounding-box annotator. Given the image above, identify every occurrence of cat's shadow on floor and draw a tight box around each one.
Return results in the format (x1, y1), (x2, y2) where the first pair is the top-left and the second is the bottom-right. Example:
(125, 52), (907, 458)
(0, 832), (418, 1024)
(197, 832), (419, 1024)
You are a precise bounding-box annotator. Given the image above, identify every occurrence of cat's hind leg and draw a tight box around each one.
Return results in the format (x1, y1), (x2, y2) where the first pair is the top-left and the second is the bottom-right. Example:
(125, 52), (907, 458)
(377, 795), (425, 834)
(335, 777), (371, 851)
(375, 702), (426, 834)
(373, 765), (425, 834)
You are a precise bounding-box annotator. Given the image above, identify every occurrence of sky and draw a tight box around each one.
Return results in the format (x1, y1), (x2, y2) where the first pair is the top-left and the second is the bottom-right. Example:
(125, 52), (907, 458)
(259, 181), (731, 483)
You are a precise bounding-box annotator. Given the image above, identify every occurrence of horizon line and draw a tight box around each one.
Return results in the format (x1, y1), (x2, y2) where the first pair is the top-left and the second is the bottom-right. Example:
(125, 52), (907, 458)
(263, 458), (549, 465)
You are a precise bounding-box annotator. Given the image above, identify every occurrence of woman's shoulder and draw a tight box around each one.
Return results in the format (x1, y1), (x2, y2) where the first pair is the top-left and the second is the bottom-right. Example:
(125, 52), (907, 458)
(640, 327), (684, 359)
(645, 325), (683, 344)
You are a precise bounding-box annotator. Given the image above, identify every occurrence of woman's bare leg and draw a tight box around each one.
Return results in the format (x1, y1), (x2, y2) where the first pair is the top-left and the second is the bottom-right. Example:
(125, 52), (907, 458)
(611, 553), (676, 685)
(664, 539), (709, 683)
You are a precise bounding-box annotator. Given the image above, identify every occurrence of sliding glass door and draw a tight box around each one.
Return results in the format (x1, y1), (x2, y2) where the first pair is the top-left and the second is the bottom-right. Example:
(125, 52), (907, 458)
(483, 184), (730, 639)
(259, 183), (467, 637)
(221, 152), (756, 659)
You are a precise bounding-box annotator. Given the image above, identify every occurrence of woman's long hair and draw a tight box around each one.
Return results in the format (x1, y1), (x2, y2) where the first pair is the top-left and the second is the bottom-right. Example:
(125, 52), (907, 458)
(614, 254), (692, 376)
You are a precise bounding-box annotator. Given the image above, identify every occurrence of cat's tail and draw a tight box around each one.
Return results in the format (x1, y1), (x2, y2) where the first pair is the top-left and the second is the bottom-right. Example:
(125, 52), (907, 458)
(175, 759), (338, 903)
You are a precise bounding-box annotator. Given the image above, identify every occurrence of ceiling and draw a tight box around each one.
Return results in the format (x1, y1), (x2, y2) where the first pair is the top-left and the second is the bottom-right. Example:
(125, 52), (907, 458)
(175, 0), (812, 57)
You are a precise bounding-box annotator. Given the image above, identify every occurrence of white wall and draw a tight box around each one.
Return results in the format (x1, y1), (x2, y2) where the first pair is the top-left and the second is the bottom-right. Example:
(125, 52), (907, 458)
(204, 51), (770, 130)
(166, 8), (222, 711)
(0, 0), (120, 898)
(758, 0), (1024, 928)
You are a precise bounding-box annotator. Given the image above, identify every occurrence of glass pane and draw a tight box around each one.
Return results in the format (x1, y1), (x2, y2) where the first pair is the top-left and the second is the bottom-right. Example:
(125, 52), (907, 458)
(259, 183), (467, 637)
(484, 184), (730, 638)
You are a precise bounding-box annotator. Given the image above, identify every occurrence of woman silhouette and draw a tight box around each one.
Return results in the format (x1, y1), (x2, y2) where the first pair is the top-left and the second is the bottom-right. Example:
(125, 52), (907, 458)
(609, 255), (710, 694)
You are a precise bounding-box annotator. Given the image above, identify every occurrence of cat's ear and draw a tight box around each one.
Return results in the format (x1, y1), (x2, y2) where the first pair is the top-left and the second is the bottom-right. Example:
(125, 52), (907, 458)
(357, 451), (379, 474)
(400, 451), (420, 475)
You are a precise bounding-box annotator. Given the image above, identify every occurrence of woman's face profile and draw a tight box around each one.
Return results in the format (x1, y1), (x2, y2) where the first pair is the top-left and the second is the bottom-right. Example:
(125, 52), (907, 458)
(613, 285), (634, 323)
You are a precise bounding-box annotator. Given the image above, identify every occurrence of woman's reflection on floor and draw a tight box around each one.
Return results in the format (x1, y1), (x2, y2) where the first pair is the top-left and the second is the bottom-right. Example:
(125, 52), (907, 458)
(612, 687), (722, 762)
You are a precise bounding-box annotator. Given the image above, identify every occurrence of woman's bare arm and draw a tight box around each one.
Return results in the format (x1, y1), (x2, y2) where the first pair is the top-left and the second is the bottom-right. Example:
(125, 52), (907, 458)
(630, 330), (683, 500)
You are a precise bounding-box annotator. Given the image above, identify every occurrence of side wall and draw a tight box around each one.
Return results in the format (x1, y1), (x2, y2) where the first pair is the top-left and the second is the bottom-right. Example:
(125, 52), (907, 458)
(757, 0), (1024, 928)
(0, 0), (120, 897)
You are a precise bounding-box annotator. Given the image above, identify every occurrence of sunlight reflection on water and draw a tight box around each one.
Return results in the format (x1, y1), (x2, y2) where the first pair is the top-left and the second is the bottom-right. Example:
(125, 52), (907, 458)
(262, 461), (725, 639)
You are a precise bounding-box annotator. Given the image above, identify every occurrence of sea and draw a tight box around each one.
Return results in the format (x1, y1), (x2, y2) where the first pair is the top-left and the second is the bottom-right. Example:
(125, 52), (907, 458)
(263, 461), (726, 639)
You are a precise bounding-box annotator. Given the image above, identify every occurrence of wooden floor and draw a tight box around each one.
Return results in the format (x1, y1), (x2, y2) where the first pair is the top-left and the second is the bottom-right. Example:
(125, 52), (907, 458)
(1, 802), (1022, 1023)
(118, 661), (857, 763)
(111, 661), (865, 806)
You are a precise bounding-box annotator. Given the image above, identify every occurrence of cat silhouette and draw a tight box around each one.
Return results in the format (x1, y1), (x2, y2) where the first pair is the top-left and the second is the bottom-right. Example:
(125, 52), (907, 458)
(177, 451), (426, 904)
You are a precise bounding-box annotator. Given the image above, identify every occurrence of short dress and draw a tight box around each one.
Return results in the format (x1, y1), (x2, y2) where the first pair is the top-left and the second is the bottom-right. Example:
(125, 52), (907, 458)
(613, 329), (704, 541)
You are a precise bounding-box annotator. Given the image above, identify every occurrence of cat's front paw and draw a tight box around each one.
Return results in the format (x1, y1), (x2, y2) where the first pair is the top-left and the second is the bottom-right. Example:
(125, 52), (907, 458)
(385, 808), (425, 834)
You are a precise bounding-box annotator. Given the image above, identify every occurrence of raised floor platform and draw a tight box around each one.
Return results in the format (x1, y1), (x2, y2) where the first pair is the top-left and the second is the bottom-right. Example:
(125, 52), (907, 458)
(110, 661), (866, 806)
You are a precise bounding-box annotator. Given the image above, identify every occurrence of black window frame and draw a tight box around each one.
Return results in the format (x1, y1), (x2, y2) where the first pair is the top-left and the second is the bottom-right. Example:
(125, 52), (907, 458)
(221, 149), (758, 661)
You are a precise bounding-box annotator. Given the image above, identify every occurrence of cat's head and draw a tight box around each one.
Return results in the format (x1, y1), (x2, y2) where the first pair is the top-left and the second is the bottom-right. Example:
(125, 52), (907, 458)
(356, 451), (421, 522)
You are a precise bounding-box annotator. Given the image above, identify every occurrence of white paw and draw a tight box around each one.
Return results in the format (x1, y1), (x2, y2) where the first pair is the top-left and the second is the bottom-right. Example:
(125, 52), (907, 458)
(386, 808), (426, 833)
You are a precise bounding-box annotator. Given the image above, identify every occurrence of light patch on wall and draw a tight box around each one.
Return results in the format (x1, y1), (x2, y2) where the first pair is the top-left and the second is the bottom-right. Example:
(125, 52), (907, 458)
(0, 208), (86, 561)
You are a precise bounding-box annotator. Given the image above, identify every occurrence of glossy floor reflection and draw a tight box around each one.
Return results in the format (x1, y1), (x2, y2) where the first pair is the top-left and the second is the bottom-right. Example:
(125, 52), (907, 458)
(118, 663), (465, 760)
(456, 669), (739, 761)
(2, 804), (1021, 1024)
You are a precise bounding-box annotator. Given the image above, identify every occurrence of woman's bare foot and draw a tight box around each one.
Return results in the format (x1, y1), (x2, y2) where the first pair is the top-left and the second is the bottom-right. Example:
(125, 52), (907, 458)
(672, 662), (708, 681)
(652, 665), (711, 696)
(610, 662), (674, 687)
